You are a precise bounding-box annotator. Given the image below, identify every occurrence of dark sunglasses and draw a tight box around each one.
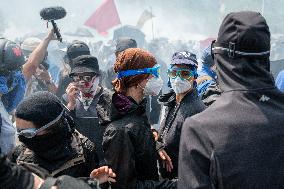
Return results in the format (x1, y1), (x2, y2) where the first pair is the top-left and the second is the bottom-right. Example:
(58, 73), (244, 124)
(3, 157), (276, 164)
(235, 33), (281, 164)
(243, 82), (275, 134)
(70, 74), (96, 82)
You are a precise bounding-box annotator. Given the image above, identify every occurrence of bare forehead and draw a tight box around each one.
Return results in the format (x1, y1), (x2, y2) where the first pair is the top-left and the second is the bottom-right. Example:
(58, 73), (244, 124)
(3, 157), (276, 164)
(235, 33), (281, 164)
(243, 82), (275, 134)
(15, 118), (37, 129)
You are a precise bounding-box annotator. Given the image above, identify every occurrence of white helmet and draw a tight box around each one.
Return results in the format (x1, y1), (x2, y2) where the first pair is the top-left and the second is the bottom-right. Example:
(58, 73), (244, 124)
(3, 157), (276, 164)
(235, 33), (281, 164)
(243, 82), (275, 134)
(21, 37), (42, 52)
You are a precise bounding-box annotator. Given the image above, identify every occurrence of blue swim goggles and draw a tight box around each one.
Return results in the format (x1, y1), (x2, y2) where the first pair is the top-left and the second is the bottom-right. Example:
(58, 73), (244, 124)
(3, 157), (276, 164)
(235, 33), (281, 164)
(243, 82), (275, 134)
(117, 64), (161, 79)
(17, 110), (64, 138)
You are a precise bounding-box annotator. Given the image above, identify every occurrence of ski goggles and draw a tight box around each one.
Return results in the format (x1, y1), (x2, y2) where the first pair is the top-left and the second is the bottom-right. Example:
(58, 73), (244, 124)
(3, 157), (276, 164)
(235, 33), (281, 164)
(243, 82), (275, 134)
(167, 68), (196, 80)
(17, 110), (64, 138)
(70, 74), (97, 82)
(117, 64), (161, 79)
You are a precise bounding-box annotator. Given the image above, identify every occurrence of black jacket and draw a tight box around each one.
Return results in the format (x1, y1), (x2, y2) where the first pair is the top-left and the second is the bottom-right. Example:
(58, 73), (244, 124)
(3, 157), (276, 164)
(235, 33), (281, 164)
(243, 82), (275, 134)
(97, 91), (176, 189)
(178, 12), (284, 189)
(157, 89), (206, 179)
(201, 82), (222, 106)
(0, 152), (34, 189)
(9, 131), (99, 179)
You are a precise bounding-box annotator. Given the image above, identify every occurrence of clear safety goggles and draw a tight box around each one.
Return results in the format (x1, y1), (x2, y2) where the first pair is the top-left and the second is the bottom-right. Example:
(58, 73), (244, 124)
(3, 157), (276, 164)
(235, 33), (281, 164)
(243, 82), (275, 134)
(167, 68), (196, 80)
(17, 110), (64, 138)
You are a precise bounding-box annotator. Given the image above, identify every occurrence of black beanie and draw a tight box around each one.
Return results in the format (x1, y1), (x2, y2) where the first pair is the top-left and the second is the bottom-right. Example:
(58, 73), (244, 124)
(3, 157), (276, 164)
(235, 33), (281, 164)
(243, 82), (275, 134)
(16, 91), (63, 128)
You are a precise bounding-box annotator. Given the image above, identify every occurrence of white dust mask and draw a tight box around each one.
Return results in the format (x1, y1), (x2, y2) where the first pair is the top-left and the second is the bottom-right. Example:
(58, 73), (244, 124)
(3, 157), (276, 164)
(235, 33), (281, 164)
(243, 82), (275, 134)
(170, 77), (192, 94)
(142, 77), (163, 96)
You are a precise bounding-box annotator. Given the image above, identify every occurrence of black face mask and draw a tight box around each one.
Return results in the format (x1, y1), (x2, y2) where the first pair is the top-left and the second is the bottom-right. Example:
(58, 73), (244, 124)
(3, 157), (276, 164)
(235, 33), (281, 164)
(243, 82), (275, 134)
(18, 119), (74, 161)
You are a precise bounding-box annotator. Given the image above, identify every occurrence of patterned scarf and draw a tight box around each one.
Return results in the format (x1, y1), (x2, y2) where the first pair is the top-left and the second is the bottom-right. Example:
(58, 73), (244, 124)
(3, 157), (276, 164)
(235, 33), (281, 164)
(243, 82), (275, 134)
(77, 77), (100, 111)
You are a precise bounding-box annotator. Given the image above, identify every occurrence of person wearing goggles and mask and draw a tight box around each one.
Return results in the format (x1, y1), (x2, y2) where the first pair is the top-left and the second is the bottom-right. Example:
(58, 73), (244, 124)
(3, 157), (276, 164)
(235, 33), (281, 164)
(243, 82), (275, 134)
(156, 51), (206, 179)
(102, 38), (162, 142)
(65, 55), (106, 166)
(8, 91), (100, 179)
(97, 48), (176, 189)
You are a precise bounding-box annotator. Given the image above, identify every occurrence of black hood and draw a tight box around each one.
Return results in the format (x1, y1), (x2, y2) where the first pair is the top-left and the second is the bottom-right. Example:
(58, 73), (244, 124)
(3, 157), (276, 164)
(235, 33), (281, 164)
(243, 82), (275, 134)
(213, 11), (275, 92)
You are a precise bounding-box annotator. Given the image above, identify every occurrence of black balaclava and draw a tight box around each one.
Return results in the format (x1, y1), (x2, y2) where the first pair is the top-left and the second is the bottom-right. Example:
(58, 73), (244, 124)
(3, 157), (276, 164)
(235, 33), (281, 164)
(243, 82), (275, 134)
(16, 91), (75, 163)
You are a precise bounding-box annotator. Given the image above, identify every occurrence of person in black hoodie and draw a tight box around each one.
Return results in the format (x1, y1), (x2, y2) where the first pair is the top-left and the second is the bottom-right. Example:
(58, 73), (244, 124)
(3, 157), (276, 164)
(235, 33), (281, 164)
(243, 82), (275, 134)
(157, 51), (206, 179)
(9, 91), (99, 179)
(97, 48), (176, 189)
(178, 11), (284, 189)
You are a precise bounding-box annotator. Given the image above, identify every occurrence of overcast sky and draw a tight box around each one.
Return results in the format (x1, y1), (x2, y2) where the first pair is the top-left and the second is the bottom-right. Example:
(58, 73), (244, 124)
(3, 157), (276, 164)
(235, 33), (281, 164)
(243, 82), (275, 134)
(0, 0), (282, 42)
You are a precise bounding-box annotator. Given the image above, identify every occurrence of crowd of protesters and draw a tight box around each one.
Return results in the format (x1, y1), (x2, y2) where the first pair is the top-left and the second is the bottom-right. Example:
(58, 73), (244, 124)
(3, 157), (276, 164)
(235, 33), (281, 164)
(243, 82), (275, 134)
(1, 10), (284, 189)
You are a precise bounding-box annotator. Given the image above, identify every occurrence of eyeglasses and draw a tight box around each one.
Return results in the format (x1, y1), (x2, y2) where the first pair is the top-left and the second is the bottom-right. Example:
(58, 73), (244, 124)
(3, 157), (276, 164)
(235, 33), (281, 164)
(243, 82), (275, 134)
(167, 68), (196, 80)
(117, 64), (161, 79)
(71, 74), (96, 82)
(17, 110), (64, 138)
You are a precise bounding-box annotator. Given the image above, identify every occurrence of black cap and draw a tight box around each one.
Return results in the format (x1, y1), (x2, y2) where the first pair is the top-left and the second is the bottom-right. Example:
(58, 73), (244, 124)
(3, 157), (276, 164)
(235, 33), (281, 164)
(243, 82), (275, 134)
(70, 55), (99, 75)
(67, 41), (90, 60)
(115, 38), (137, 53)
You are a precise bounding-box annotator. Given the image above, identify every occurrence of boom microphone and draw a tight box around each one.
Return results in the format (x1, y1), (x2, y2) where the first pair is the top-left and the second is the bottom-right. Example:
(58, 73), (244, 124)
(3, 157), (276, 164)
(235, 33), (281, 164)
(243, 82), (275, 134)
(40, 6), (67, 42)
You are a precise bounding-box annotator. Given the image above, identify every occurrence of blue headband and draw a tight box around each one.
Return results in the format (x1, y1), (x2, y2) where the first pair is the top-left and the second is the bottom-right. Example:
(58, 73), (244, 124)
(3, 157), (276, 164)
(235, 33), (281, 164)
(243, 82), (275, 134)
(117, 64), (160, 79)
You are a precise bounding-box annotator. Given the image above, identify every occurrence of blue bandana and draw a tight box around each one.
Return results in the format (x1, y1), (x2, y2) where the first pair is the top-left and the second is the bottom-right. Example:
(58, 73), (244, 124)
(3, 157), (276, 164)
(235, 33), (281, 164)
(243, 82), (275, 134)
(1, 71), (26, 112)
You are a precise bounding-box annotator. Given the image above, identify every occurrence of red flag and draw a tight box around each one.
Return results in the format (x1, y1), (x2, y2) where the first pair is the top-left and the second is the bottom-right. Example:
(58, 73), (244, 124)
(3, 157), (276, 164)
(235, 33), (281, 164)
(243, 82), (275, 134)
(84, 0), (121, 35)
